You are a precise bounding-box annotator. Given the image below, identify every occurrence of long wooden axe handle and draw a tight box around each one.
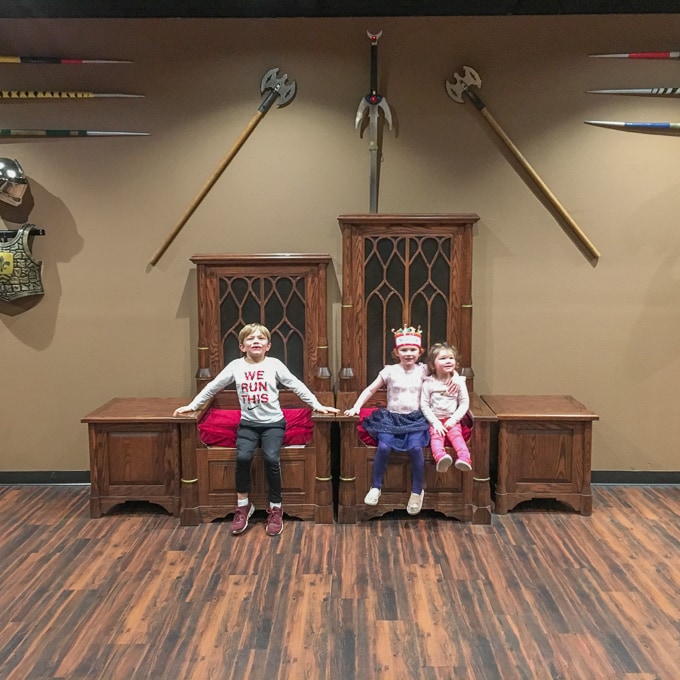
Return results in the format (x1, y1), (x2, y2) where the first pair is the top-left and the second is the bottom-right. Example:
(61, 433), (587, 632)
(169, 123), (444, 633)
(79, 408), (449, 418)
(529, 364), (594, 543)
(447, 66), (600, 260)
(149, 68), (296, 267)
(148, 111), (264, 267)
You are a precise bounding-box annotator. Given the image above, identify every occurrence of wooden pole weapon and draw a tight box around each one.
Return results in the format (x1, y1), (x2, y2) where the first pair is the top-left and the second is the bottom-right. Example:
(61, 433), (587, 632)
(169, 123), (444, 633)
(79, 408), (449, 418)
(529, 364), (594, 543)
(446, 65), (600, 261)
(148, 68), (297, 267)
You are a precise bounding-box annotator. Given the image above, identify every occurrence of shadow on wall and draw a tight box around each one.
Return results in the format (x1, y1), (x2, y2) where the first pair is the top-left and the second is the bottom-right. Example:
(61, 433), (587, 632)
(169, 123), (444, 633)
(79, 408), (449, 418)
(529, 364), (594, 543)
(0, 178), (84, 345)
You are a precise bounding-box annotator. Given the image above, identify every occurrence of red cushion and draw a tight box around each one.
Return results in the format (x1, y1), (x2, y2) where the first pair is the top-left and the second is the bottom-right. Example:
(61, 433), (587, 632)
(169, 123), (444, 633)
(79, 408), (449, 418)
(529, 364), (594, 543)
(357, 407), (378, 446)
(198, 408), (240, 447)
(198, 408), (314, 447)
(461, 411), (473, 443)
(281, 408), (314, 445)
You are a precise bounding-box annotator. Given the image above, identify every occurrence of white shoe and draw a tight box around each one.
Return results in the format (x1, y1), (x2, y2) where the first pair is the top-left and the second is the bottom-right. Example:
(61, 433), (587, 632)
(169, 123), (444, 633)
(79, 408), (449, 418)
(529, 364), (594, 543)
(407, 490), (424, 515)
(455, 456), (472, 472)
(364, 487), (382, 505)
(436, 454), (453, 473)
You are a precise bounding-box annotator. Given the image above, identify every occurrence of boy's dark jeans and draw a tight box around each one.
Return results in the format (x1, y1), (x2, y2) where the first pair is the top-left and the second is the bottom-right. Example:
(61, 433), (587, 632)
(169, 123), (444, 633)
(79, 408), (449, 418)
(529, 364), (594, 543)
(235, 418), (286, 503)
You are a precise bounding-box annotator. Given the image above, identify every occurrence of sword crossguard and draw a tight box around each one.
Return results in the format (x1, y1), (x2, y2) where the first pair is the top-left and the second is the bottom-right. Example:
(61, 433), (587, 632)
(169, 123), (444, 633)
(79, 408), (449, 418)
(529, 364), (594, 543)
(260, 67), (297, 108)
(355, 96), (393, 130)
(445, 65), (482, 104)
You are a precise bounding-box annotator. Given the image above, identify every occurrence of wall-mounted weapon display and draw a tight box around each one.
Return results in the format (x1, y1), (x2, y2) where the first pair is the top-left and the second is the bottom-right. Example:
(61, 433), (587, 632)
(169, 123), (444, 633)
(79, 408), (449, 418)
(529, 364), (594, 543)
(0, 55), (131, 64)
(0, 90), (143, 100)
(355, 30), (392, 214)
(446, 65), (600, 260)
(0, 158), (28, 206)
(0, 223), (44, 302)
(0, 129), (149, 137)
(587, 87), (680, 97)
(585, 120), (680, 132)
(590, 51), (680, 60)
(587, 52), (680, 132)
(0, 225), (43, 238)
(148, 67), (296, 267)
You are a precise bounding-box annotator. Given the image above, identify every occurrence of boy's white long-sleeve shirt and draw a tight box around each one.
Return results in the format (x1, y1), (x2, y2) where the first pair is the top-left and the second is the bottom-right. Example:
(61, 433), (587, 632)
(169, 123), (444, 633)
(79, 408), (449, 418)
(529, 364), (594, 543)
(186, 356), (323, 423)
(420, 373), (469, 425)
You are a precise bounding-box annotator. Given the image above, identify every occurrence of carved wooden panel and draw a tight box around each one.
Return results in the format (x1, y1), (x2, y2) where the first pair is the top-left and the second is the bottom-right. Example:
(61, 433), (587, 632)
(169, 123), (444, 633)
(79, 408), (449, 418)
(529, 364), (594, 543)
(338, 214), (478, 390)
(190, 254), (332, 392)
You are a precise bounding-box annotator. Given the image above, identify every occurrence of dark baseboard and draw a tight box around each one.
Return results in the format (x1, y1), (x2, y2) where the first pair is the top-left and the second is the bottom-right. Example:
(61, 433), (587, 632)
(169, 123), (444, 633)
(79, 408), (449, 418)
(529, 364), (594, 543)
(0, 470), (678, 486)
(591, 470), (680, 485)
(0, 471), (90, 484)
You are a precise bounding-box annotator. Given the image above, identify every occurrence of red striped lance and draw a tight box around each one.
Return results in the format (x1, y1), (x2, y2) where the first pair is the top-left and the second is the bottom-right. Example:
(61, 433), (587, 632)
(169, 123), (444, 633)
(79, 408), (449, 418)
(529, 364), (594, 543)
(0, 90), (143, 99)
(589, 52), (680, 59)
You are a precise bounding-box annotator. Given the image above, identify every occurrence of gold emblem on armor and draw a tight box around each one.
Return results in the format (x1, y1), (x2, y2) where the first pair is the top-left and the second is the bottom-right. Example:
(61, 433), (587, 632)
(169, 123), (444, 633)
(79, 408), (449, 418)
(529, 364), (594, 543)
(0, 253), (13, 276)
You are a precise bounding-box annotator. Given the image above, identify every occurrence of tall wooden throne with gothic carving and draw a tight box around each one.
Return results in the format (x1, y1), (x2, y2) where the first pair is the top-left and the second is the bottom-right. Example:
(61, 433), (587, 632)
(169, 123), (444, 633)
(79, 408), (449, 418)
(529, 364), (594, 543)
(179, 254), (335, 525)
(335, 215), (494, 524)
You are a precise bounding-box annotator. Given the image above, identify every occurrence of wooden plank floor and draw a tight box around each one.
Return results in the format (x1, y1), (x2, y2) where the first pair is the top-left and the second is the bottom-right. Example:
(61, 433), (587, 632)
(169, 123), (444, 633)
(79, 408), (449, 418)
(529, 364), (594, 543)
(0, 486), (678, 680)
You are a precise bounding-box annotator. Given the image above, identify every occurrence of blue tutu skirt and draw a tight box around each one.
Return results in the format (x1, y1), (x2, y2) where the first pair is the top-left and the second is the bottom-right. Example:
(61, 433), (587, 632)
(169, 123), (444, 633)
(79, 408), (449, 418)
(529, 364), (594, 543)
(362, 408), (430, 451)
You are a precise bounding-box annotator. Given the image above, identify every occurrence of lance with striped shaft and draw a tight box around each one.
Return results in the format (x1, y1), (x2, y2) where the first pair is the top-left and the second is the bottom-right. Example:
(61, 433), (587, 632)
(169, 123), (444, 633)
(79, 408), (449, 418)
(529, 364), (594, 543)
(0, 129), (149, 137)
(0, 55), (131, 64)
(0, 90), (143, 99)
(587, 87), (680, 96)
(585, 120), (680, 132)
(590, 52), (680, 59)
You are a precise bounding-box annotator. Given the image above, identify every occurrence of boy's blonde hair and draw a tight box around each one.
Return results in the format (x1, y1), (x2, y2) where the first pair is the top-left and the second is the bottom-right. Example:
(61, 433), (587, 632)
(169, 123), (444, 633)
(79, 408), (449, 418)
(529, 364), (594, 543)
(238, 323), (271, 345)
(426, 342), (458, 375)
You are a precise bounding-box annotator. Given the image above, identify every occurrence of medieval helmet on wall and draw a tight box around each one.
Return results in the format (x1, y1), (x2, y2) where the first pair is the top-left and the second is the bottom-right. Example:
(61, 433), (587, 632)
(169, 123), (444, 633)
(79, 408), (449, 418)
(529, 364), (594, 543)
(0, 158), (28, 206)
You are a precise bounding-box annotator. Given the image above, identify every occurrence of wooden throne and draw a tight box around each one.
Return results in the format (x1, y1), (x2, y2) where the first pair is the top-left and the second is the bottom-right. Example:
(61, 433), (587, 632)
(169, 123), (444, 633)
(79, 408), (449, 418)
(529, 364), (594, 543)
(335, 214), (495, 524)
(179, 254), (335, 525)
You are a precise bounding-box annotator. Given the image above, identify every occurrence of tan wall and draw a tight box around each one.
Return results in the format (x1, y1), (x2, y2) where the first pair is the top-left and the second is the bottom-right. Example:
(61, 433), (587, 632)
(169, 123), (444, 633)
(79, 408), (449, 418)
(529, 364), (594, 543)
(1, 15), (679, 472)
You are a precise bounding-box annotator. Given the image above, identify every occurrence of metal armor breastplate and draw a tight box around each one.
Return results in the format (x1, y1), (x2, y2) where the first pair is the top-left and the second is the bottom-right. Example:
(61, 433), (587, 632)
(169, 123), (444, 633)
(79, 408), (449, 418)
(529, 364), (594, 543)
(0, 224), (44, 301)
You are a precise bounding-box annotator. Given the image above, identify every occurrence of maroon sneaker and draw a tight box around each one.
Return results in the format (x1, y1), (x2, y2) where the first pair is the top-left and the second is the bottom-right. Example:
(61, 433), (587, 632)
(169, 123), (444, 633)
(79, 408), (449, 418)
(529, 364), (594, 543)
(265, 506), (284, 536)
(231, 502), (254, 535)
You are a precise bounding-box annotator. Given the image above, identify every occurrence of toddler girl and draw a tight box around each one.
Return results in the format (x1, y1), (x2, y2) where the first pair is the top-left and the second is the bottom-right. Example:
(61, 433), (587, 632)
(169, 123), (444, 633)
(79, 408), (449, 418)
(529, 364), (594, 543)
(420, 342), (472, 472)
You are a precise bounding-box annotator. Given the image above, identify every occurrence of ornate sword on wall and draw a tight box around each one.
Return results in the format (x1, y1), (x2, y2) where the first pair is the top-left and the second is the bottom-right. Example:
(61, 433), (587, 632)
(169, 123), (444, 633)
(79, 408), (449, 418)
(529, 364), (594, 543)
(446, 65), (600, 261)
(355, 30), (392, 213)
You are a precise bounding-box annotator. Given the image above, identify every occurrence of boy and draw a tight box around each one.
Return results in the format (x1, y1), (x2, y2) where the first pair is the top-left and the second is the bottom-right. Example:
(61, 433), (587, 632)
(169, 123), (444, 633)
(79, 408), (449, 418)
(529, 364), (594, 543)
(174, 323), (338, 536)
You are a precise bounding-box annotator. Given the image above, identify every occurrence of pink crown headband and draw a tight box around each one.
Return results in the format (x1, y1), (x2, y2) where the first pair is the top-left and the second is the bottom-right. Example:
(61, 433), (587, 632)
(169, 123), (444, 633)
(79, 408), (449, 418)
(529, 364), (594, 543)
(393, 324), (422, 349)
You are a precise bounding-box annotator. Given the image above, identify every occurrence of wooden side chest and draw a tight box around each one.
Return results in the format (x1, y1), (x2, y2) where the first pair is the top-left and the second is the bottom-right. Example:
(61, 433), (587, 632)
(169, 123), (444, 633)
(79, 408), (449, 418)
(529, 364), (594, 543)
(82, 397), (199, 518)
(481, 395), (599, 515)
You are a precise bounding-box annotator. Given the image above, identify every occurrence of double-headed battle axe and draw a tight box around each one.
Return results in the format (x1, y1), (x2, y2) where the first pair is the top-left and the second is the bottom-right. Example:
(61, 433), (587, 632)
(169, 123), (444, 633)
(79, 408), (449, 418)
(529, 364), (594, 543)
(149, 68), (296, 267)
(446, 66), (600, 260)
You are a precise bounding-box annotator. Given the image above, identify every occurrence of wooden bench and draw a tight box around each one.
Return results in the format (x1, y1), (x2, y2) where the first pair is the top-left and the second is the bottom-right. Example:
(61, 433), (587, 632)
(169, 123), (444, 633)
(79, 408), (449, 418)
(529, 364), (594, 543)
(336, 391), (495, 523)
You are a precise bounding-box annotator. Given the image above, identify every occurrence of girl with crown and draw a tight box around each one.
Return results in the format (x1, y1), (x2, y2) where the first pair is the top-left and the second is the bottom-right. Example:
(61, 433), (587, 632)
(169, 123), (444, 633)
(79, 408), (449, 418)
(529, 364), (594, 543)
(344, 324), (430, 515)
